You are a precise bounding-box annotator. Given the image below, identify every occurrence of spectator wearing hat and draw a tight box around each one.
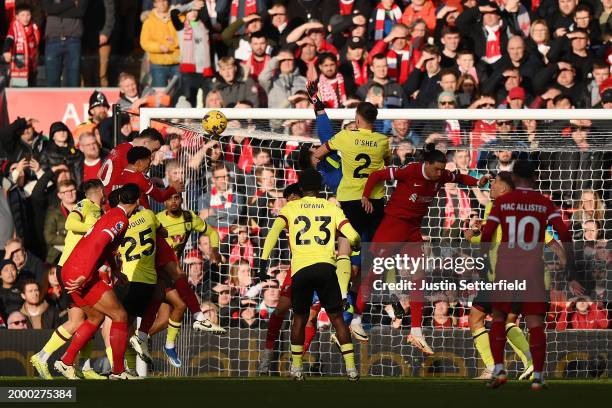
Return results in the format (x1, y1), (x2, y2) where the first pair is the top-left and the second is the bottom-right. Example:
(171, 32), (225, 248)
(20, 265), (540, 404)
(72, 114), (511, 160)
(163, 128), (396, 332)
(339, 36), (369, 96)
(2, 3), (40, 87)
(547, 28), (595, 83)
(19, 279), (60, 329)
(286, 20), (338, 55)
(0, 259), (23, 320)
(38, 122), (84, 187)
(259, 47), (308, 108)
(401, 0), (436, 31)
(455, 2), (509, 66)
(356, 53), (407, 108)
(44, 179), (77, 264)
(505, 86), (526, 109)
(222, 13), (265, 60)
(403, 45), (443, 108)
(370, 0), (403, 41)
(140, 0), (180, 87)
(171, 1), (215, 107)
(212, 56), (260, 107)
(43, 0), (88, 87)
(0, 117), (44, 164)
(369, 24), (414, 86)
(74, 90), (110, 143)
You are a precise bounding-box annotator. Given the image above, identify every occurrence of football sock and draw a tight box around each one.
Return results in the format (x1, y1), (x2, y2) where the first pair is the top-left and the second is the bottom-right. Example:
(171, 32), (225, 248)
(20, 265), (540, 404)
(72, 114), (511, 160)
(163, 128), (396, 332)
(175, 277), (201, 314)
(489, 321), (507, 366)
(78, 339), (94, 367)
(265, 312), (284, 350)
(472, 327), (494, 370)
(340, 343), (356, 370)
(137, 330), (148, 342)
(139, 297), (162, 335)
(290, 344), (304, 369)
(409, 278), (424, 329)
(351, 314), (362, 326)
(110, 321), (129, 374)
(336, 256), (351, 298)
(410, 327), (423, 337)
(506, 323), (532, 366)
(303, 326), (316, 353)
(105, 346), (113, 369)
(354, 287), (365, 315)
(529, 325), (546, 373)
(41, 326), (72, 362)
(62, 320), (98, 366)
(166, 319), (181, 348)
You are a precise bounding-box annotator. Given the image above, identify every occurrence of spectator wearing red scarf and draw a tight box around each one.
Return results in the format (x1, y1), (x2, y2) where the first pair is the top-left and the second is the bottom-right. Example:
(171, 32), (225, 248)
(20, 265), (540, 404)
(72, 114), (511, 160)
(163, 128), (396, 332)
(2, 3), (40, 87)
(369, 24), (414, 85)
(317, 53), (347, 108)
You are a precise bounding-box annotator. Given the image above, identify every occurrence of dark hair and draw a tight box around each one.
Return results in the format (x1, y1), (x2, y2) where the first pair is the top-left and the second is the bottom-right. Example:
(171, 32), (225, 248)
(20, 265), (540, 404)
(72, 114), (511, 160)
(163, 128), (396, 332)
(82, 179), (104, 195)
(20, 278), (39, 294)
(422, 143), (447, 164)
(317, 52), (337, 66)
(356, 102), (378, 124)
(108, 189), (121, 208)
(495, 171), (515, 189)
(136, 127), (164, 145)
(553, 94), (573, 106)
(15, 3), (33, 13)
(127, 146), (152, 164)
(298, 144), (314, 170)
(439, 68), (458, 79)
(283, 183), (303, 199)
(592, 60), (609, 71)
(250, 31), (267, 40)
(237, 100), (255, 108)
(441, 26), (459, 37)
(422, 44), (440, 56)
(371, 53), (387, 63)
(575, 3), (592, 15)
(118, 183), (140, 205)
(512, 159), (537, 180)
(298, 168), (322, 193)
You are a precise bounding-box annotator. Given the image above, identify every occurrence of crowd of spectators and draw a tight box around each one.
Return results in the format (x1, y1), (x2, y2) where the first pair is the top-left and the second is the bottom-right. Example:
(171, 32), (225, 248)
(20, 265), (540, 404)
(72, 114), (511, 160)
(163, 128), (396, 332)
(0, 0), (611, 335)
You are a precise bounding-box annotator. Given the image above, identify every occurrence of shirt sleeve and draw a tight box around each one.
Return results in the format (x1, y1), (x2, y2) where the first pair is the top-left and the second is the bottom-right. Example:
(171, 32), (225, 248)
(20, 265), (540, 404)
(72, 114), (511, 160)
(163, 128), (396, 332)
(335, 206), (360, 248)
(261, 216), (287, 260)
(362, 167), (392, 198)
(326, 130), (344, 152)
(65, 211), (90, 234)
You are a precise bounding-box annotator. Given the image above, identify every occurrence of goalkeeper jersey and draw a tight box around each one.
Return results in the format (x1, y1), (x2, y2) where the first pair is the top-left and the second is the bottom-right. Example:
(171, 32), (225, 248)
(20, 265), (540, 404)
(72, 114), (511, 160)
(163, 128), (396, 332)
(59, 199), (103, 267)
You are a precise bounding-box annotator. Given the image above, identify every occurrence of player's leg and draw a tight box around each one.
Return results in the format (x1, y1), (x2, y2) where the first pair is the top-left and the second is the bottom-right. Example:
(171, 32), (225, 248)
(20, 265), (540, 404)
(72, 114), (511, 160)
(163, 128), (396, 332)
(55, 305), (105, 380)
(31, 307), (85, 379)
(524, 308), (547, 390)
(289, 269), (315, 380)
(505, 312), (533, 380)
(469, 304), (494, 379)
(304, 303), (320, 353)
(162, 289), (187, 368)
(487, 305), (510, 388)
(258, 291), (290, 374)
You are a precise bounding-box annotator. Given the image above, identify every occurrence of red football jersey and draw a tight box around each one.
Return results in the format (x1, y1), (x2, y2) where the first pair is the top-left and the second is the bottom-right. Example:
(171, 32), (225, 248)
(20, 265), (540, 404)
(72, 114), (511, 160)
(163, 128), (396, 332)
(61, 207), (129, 284)
(482, 187), (569, 280)
(115, 168), (176, 209)
(99, 142), (133, 194)
(363, 162), (478, 220)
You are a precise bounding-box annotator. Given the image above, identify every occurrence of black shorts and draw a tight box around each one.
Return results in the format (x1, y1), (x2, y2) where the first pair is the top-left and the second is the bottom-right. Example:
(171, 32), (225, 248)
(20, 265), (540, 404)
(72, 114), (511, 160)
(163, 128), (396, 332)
(340, 198), (384, 242)
(55, 266), (74, 309)
(472, 289), (521, 316)
(117, 282), (156, 317)
(291, 263), (342, 315)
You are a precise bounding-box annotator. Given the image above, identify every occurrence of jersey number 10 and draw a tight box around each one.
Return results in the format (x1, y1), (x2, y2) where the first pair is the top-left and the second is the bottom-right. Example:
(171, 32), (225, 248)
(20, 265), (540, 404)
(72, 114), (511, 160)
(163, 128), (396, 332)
(505, 216), (541, 251)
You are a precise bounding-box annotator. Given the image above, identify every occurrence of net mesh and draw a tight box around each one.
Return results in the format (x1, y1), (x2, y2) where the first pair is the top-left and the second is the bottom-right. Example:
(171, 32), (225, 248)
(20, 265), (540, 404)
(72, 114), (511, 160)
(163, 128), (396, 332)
(136, 110), (611, 378)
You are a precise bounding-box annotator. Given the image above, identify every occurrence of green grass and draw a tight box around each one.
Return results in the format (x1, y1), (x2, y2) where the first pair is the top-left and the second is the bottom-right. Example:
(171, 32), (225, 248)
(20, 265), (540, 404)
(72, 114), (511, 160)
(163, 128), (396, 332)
(1, 377), (611, 408)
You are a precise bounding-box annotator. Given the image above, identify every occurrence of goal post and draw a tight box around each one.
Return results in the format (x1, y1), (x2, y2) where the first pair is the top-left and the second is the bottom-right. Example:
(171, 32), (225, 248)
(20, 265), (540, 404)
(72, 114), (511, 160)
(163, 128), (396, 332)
(136, 107), (611, 378)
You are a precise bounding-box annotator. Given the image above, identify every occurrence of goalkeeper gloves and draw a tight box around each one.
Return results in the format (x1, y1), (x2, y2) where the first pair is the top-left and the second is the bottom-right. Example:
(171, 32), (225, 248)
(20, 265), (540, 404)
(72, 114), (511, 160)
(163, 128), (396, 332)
(258, 258), (270, 282)
(306, 80), (326, 113)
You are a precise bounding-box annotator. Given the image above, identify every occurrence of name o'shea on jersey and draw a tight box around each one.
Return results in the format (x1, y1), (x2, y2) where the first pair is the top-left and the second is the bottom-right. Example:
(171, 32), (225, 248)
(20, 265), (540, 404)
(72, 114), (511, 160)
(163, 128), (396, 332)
(59, 199), (103, 267)
(119, 209), (160, 284)
(260, 197), (360, 275)
(326, 129), (390, 201)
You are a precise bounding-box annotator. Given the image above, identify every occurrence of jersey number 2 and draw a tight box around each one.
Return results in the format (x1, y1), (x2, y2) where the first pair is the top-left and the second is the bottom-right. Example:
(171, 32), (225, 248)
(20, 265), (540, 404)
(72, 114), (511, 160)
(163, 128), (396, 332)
(122, 228), (155, 261)
(295, 216), (332, 245)
(353, 153), (371, 178)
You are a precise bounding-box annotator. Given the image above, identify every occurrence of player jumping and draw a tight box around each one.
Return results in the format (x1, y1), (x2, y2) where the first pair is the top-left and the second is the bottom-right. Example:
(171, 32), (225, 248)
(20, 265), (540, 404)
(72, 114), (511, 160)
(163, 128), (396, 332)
(361, 143), (488, 354)
(480, 160), (583, 390)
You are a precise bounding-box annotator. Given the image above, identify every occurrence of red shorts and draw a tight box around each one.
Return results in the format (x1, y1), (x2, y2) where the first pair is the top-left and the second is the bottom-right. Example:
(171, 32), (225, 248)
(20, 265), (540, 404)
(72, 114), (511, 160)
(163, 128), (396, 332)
(371, 214), (424, 258)
(492, 302), (548, 316)
(155, 236), (179, 269)
(62, 271), (112, 308)
(280, 271), (292, 298)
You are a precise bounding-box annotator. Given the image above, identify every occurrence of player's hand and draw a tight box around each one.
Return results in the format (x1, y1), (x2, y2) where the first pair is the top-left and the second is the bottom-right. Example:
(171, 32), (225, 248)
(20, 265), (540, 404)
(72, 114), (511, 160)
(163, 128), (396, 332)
(568, 279), (585, 296)
(477, 174), (491, 188)
(173, 181), (185, 193)
(258, 259), (270, 282)
(210, 247), (222, 265)
(64, 276), (86, 293)
(3, 52), (11, 63)
(464, 229), (475, 240)
(306, 80), (319, 101)
(361, 196), (373, 214)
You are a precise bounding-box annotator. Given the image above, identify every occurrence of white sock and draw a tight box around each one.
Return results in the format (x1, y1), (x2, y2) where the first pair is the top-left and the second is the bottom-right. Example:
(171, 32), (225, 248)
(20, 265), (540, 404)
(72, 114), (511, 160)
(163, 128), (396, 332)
(165, 341), (175, 349)
(137, 331), (148, 342)
(194, 311), (205, 321)
(524, 351), (532, 361)
(410, 327), (423, 337)
(533, 371), (543, 380)
(494, 363), (505, 374)
(82, 359), (91, 371)
(351, 315), (361, 325)
(486, 365), (495, 371)
(38, 350), (50, 363)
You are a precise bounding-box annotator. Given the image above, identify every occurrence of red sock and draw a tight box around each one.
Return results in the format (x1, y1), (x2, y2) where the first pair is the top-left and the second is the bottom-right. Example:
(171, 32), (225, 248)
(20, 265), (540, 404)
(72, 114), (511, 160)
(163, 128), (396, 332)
(139, 297), (163, 335)
(489, 321), (506, 366)
(110, 321), (129, 374)
(175, 277), (200, 314)
(265, 311), (284, 350)
(355, 287), (366, 315)
(529, 325), (546, 372)
(303, 326), (317, 352)
(62, 320), (98, 365)
(409, 278), (424, 327)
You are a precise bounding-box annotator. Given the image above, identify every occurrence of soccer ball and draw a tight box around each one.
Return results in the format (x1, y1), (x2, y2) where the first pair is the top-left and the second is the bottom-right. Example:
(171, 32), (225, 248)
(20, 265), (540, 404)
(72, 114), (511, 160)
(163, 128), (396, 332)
(202, 110), (228, 135)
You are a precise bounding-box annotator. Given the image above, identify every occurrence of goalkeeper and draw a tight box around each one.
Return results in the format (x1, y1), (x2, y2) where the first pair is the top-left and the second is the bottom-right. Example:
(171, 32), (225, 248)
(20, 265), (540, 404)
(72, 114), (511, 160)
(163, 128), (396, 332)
(465, 171), (566, 381)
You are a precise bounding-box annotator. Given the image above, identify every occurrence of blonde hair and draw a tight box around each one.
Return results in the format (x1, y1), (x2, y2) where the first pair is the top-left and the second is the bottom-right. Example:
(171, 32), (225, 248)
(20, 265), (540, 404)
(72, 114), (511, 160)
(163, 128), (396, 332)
(229, 260), (252, 287)
(573, 190), (605, 223)
(218, 56), (236, 69)
(530, 19), (550, 44)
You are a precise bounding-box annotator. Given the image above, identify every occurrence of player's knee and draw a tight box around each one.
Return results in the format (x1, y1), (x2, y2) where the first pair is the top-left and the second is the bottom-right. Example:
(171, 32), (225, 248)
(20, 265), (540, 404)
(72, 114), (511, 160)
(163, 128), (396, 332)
(111, 308), (128, 323)
(468, 310), (485, 330)
(174, 299), (187, 314)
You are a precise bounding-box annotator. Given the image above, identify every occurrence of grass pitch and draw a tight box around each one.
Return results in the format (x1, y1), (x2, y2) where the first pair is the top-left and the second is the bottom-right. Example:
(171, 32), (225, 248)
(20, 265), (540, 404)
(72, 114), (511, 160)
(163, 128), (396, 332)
(1, 377), (611, 408)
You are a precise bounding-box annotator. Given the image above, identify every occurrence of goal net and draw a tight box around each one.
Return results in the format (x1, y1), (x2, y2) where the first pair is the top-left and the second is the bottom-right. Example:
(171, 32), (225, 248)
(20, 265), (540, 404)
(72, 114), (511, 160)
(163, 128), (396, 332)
(136, 108), (611, 378)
